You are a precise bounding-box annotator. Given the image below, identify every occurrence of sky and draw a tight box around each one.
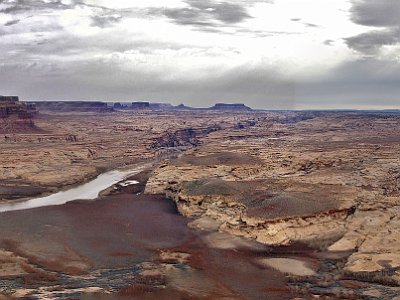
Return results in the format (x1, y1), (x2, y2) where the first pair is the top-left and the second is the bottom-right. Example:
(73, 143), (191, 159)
(0, 0), (399, 109)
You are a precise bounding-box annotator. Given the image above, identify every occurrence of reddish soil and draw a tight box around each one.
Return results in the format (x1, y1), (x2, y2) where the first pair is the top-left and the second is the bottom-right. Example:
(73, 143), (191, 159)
(0, 193), (292, 299)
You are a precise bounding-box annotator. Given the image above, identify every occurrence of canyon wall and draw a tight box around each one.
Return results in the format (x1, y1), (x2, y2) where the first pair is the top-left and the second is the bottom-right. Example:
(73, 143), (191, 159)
(0, 96), (37, 133)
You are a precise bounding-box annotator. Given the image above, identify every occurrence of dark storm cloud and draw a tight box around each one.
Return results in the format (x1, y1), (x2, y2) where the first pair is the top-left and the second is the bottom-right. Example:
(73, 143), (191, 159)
(346, 0), (400, 55)
(297, 58), (400, 107)
(345, 28), (400, 55)
(350, 0), (400, 27)
(152, 0), (252, 29)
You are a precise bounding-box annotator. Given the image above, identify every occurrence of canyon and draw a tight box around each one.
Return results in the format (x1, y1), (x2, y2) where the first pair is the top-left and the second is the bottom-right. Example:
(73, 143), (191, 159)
(0, 105), (399, 299)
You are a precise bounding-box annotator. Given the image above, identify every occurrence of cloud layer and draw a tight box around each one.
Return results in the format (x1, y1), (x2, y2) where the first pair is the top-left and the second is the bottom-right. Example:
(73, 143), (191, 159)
(0, 0), (399, 109)
(345, 0), (400, 56)
(161, 0), (252, 27)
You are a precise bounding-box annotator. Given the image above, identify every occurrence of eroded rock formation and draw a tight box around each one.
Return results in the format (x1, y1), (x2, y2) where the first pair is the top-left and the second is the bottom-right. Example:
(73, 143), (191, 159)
(1, 109), (399, 298)
(145, 112), (400, 292)
(150, 125), (221, 150)
(0, 96), (37, 133)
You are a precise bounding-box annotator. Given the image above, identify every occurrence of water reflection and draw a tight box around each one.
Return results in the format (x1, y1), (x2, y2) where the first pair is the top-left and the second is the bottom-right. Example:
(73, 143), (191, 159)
(0, 167), (144, 213)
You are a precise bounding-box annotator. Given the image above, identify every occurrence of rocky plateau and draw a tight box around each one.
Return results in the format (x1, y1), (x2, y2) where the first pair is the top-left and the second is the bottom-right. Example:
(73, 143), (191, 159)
(145, 111), (400, 298)
(1, 107), (400, 299)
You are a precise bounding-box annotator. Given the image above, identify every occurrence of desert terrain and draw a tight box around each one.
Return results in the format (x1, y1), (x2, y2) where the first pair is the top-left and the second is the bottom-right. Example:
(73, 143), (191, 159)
(1, 101), (400, 299)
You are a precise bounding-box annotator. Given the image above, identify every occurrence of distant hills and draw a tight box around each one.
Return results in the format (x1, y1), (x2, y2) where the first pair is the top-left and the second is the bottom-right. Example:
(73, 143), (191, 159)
(29, 101), (254, 112)
(118, 101), (252, 111)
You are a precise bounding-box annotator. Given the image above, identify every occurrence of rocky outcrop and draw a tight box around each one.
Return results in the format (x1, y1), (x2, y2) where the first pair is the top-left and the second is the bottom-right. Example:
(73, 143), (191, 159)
(146, 160), (357, 247)
(234, 119), (256, 129)
(329, 206), (400, 285)
(0, 96), (37, 133)
(150, 126), (221, 150)
(146, 156), (400, 286)
(145, 112), (400, 289)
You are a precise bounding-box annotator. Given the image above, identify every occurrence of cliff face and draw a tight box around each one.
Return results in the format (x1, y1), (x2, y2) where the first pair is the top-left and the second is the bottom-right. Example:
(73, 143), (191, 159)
(150, 126), (221, 150)
(146, 154), (357, 246)
(0, 96), (37, 133)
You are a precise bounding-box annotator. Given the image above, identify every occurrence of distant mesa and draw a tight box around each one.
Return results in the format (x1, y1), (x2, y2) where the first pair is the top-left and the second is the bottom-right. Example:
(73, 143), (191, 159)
(114, 101), (191, 110)
(209, 103), (252, 111)
(112, 102), (166, 110)
(149, 103), (173, 110)
(131, 102), (150, 109)
(25, 100), (253, 112)
(0, 96), (19, 103)
(112, 101), (252, 111)
(32, 101), (113, 113)
(113, 102), (190, 110)
(0, 95), (38, 133)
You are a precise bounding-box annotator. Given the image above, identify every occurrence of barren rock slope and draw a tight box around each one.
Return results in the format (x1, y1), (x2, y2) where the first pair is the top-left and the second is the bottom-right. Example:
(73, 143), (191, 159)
(146, 112), (400, 289)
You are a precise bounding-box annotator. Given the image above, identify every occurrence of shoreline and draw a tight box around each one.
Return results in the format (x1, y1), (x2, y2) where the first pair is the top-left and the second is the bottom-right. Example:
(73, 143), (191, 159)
(0, 161), (156, 213)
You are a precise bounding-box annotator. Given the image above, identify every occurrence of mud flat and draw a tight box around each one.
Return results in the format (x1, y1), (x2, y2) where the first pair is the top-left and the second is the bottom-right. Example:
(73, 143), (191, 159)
(0, 190), (292, 299)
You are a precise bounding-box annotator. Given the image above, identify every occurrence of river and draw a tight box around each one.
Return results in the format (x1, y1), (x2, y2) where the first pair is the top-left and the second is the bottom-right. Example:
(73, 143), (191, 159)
(0, 165), (146, 213)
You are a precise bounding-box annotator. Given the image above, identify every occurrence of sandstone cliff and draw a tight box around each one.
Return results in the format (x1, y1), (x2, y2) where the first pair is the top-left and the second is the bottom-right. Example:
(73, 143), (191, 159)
(0, 96), (37, 133)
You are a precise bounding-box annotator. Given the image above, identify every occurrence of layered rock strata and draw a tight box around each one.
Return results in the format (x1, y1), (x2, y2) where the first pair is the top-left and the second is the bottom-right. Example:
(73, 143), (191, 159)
(145, 112), (400, 287)
(0, 96), (37, 133)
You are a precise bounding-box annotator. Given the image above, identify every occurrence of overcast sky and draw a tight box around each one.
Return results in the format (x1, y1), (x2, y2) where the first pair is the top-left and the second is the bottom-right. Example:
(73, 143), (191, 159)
(0, 0), (399, 109)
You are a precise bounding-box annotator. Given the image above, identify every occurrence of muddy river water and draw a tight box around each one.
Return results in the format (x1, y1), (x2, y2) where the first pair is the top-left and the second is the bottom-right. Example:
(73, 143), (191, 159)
(0, 165), (146, 213)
